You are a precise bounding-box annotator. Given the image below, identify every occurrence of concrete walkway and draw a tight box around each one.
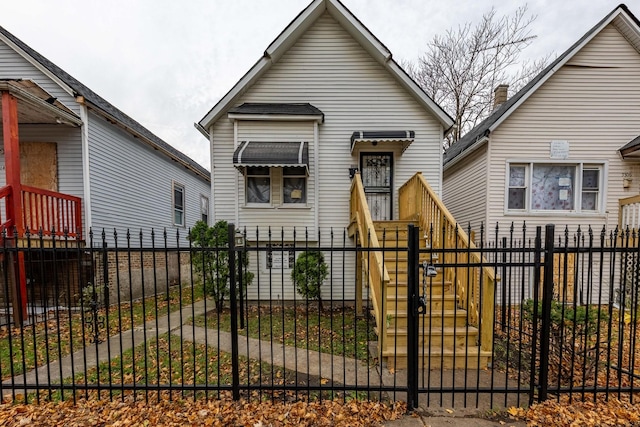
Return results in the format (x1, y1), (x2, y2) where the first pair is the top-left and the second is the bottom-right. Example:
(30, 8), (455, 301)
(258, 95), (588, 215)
(3, 300), (208, 391)
(3, 300), (528, 426)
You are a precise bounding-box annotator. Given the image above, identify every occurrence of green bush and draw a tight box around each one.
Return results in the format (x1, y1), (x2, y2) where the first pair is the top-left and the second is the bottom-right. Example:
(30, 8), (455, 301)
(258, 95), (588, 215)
(291, 251), (328, 309)
(522, 299), (608, 336)
(188, 220), (254, 311)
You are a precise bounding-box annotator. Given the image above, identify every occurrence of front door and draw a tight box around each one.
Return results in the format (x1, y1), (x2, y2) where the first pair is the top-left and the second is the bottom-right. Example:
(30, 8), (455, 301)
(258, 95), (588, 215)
(360, 153), (392, 221)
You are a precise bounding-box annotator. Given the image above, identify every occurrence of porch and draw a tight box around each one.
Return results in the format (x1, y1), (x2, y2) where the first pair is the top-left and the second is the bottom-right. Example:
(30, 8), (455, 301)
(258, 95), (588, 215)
(1, 80), (85, 324)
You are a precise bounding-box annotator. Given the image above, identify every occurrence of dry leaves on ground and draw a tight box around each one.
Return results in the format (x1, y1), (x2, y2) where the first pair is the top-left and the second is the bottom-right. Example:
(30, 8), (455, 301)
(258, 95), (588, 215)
(509, 395), (640, 426)
(0, 397), (406, 427)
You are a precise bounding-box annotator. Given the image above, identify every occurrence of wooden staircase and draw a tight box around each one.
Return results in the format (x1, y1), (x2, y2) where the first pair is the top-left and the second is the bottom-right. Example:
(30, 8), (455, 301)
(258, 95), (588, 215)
(374, 220), (491, 369)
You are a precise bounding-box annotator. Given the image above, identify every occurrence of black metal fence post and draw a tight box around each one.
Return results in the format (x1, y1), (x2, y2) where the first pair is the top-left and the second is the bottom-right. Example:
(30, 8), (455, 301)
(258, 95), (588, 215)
(529, 226), (543, 406)
(539, 224), (555, 402)
(228, 223), (240, 400)
(406, 224), (420, 411)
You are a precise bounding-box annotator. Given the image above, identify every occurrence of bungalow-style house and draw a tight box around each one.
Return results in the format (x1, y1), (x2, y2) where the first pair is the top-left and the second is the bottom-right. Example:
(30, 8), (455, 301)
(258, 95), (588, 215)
(198, 0), (495, 368)
(443, 4), (640, 238)
(0, 24), (211, 321)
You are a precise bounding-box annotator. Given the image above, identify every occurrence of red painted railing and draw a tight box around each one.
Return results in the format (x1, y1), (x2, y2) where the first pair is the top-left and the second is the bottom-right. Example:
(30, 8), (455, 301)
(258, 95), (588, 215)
(21, 185), (82, 239)
(0, 184), (14, 231)
(0, 185), (82, 239)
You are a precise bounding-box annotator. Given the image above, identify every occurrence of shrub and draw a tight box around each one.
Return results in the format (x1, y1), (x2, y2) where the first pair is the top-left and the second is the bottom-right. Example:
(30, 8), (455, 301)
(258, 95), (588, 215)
(188, 220), (254, 311)
(291, 251), (328, 310)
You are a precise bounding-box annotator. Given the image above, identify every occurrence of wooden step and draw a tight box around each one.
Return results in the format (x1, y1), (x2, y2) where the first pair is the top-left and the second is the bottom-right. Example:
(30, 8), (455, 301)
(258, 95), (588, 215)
(386, 309), (470, 328)
(382, 325), (480, 349)
(386, 279), (455, 296)
(386, 293), (458, 311)
(383, 346), (492, 370)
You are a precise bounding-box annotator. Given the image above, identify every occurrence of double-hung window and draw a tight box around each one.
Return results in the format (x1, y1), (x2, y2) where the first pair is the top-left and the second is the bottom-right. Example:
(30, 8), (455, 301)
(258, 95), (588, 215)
(246, 167), (271, 204)
(507, 162), (602, 213)
(283, 167), (307, 204)
(173, 182), (185, 226)
(200, 195), (209, 224)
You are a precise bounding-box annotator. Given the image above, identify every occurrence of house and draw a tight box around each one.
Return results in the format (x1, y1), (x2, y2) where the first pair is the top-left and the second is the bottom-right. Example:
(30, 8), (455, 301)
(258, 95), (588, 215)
(196, 0), (452, 299)
(443, 4), (640, 238)
(0, 24), (211, 320)
(197, 0), (495, 368)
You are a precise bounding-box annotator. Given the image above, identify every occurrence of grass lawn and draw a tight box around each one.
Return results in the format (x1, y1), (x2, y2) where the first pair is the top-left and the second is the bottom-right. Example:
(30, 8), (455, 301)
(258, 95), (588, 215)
(191, 304), (376, 361)
(28, 331), (360, 404)
(0, 284), (204, 381)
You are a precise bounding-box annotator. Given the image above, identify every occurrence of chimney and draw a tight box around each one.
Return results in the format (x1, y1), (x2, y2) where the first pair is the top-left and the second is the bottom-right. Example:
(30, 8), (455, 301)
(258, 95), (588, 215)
(493, 84), (509, 110)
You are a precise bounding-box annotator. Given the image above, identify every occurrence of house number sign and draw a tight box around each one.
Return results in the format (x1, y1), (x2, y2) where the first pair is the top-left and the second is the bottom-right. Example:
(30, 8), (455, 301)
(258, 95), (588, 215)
(550, 140), (569, 159)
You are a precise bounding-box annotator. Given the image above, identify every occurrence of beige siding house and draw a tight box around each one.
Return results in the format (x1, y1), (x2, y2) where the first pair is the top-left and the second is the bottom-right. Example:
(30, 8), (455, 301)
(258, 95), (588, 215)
(197, 0), (453, 300)
(443, 4), (640, 239)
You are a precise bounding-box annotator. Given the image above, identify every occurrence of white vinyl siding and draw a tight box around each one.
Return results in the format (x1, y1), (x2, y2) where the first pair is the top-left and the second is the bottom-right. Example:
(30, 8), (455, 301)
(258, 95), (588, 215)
(211, 12), (443, 299)
(484, 24), (640, 235)
(442, 144), (488, 236)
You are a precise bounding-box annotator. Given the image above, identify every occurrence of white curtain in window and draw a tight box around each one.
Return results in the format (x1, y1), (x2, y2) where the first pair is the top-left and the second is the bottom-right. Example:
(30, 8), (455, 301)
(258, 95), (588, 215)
(247, 177), (270, 203)
(531, 165), (575, 210)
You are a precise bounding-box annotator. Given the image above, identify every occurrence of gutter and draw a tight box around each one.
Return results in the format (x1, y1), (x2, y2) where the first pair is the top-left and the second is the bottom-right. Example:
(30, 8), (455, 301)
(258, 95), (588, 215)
(195, 122), (209, 140)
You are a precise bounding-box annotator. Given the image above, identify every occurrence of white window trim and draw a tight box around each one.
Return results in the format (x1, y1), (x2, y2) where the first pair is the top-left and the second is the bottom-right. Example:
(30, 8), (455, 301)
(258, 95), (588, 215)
(245, 167), (272, 207)
(242, 167), (312, 208)
(200, 194), (209, 225)
(504, 160), (607, 216)
(172, 182), (186, 227)
(281, 167), (308, 206)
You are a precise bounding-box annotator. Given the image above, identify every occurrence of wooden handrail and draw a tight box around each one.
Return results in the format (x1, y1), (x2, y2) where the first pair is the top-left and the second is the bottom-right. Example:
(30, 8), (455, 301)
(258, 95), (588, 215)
(349, 173), (390, 356)
(398, 172), (495, 352)
(619, 195), (640, 230)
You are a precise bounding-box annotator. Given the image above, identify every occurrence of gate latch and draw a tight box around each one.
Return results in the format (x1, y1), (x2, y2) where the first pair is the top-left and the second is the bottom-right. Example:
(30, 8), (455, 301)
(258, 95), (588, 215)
(416, 261), (438, 315)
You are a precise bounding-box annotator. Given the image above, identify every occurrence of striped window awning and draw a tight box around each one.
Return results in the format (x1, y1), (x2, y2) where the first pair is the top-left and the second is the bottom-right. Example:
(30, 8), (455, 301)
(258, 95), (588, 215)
(233, 141), (308, 170)
(350, 131), (415, 153)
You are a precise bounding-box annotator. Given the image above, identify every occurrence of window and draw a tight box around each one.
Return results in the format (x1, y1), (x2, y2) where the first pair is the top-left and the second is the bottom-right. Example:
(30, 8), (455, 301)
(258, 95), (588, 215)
(266, 244), (296, 269)
(200, 195), (209, 224)
(173, 183), (185, 226)
(507, 163), (602, 213)
(581, 168), (599, 211)
(283, 167), (307, 204)
(246, 167), (271, 204)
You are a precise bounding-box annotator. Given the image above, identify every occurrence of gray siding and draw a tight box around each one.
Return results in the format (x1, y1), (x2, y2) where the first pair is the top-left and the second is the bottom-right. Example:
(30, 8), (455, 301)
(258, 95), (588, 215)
(88, 112), (210, 245)
(0, 39), (80, 114)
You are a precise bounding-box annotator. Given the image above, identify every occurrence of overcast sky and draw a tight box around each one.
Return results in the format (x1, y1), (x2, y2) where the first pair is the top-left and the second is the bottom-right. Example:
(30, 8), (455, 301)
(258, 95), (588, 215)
(3, 0), (627, 170)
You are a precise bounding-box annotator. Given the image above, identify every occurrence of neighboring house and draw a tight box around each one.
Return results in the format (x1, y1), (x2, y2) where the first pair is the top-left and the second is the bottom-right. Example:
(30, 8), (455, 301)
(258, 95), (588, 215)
(0, 24), (210, 317)
(443, 4), (640, 239)
(196, 0), (453, 301)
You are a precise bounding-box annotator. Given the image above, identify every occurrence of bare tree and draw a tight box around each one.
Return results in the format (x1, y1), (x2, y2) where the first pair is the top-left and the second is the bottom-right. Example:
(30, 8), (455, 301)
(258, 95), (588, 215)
(406, 5), (551, 148)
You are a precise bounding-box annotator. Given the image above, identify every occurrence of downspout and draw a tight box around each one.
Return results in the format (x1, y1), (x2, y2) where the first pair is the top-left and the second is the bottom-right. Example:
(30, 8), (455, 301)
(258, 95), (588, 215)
(314, 121), (319, 236)
(209, 127), (215, 222)
(78, 96), (92, 239)
(234, 121), (239, 226)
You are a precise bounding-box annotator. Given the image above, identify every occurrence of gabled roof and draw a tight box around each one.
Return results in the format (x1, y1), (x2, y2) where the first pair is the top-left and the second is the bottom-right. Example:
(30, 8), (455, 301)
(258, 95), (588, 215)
(0, 25), (210, 181)
(444, 3), (640, 169)
(196, 0), (454, 134)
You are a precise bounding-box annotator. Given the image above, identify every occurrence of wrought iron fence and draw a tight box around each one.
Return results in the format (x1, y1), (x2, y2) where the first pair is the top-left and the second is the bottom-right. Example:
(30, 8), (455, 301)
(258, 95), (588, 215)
(0, 223), (638, 410)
